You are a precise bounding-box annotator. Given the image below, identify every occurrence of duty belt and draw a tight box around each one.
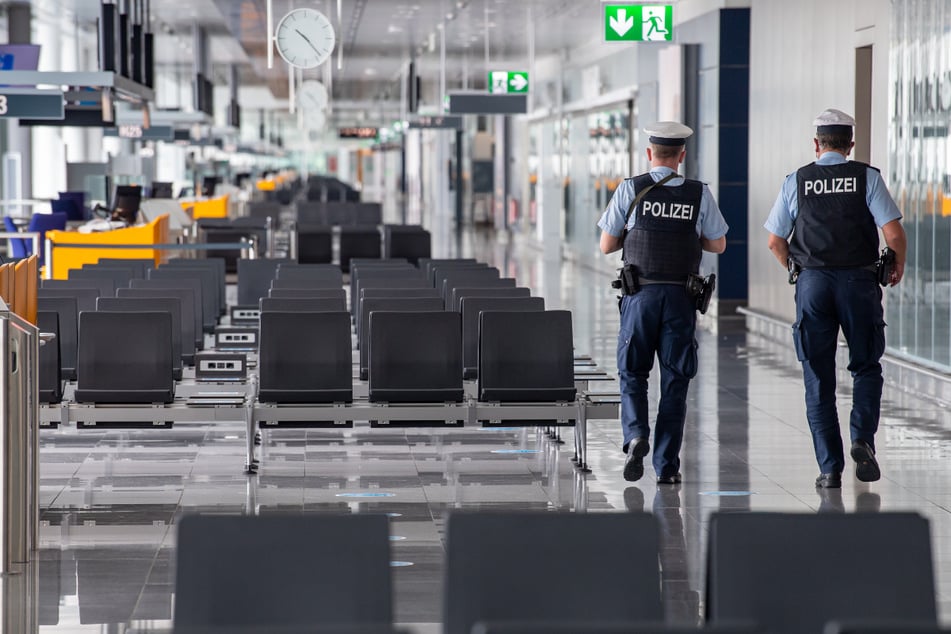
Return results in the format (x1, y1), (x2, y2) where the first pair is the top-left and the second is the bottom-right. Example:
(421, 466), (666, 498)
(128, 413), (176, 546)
(639, 277), (687, 286)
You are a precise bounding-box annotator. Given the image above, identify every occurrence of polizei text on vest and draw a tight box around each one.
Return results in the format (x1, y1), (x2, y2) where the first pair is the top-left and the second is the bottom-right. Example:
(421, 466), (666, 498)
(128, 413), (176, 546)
(641, 201), (696, 220)
(804, 177), (858, 196)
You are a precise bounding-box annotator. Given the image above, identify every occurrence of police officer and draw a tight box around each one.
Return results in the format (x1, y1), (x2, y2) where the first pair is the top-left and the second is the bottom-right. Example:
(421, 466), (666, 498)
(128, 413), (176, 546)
(764, 108), (906, 489)
(598, 122), (728, 484)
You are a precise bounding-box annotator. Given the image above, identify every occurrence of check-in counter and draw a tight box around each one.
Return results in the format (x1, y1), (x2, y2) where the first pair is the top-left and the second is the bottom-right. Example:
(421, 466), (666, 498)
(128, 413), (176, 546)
(44, 215), (169, 279)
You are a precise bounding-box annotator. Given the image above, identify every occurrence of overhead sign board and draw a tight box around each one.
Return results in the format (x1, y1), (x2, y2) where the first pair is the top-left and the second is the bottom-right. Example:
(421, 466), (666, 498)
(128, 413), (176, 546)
(408, 115), (464, 130)
(488, 71), (529, 94)
(448, 92), (527, 115)
(0, 88), (64, 119)
(104, 125), (175, 140)
(338, 126), (378, 139)
(604, 5), (673, 42)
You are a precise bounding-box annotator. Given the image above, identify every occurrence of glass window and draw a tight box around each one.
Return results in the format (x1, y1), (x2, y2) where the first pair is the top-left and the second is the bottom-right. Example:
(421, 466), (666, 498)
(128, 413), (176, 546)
(888, 0), (951, 369)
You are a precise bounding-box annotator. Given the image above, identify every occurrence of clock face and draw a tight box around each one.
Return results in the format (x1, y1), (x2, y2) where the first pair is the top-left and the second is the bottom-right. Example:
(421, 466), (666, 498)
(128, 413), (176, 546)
(298, 80), (329, 111)
(275, 8), (335, 69)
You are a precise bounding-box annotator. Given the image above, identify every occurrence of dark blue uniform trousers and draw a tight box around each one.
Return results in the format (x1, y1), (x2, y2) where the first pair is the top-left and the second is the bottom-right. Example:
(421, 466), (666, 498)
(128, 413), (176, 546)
(793, 268), (885, 475)
(617, 285), (698, 478)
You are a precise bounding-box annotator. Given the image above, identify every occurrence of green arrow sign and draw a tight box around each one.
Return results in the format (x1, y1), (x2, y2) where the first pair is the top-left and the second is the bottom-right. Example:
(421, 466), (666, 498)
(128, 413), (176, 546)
(488, 71), (529, 94)
(605, 5), (673, 42)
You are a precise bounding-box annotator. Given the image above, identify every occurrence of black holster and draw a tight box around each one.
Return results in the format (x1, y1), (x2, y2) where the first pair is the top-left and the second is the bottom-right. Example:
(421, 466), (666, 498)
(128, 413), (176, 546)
(877, 247), (896, 286)
(787, 257), (801, 285)
(611, 265), (641, 295)
(687, 273), (716, 314)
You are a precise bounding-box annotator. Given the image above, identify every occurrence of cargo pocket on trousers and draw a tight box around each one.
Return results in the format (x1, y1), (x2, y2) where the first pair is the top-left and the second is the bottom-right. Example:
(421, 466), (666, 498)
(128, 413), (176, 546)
(673, 338), (699, 380)
(792, 319), (808, 362)
(871, 319), (886, 361)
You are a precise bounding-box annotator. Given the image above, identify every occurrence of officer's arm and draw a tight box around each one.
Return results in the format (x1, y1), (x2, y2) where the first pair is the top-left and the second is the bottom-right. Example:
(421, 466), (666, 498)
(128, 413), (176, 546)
(600, 231), (623, 254)
(767, 232), (790, 268)
(881, 219), (906, 285)
(701, 236), (726, 254)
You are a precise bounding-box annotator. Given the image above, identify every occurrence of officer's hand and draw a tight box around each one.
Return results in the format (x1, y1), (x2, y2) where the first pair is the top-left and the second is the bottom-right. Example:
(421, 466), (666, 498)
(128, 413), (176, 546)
(889, 261), (904, 286)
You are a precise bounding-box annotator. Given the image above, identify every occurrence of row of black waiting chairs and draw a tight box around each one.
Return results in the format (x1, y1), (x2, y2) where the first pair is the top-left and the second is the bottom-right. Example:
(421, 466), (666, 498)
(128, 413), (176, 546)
(296, 224), (431, 269)
(173, 511), (941, 634)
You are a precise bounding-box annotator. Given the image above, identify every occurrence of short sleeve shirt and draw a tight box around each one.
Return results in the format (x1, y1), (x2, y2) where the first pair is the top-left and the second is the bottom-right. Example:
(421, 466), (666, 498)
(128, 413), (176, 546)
(764, 152), (902, 238)
(597, 166), (729, 240)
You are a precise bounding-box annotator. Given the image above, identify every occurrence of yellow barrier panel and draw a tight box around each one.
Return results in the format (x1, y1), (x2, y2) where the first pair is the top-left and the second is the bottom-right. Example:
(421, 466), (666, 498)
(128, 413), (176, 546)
(256, 179), (276, 191)
(187, 195), (229, 219)
(13, 259), (27, 322)
(45, 215), (170, 280)
(23, 255), (37, 325)
(0, 263), (11, 308)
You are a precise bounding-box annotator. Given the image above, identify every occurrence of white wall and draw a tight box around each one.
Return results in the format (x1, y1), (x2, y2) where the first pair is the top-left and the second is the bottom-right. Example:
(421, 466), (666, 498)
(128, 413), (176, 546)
(748, 0), (892, 320)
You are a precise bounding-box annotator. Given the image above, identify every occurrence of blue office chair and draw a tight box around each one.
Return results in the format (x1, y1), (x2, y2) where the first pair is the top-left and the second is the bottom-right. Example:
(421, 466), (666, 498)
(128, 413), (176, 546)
(30, 212), (68, 264)
(3, 216), (28, 259)
(4, 212), (68, 263)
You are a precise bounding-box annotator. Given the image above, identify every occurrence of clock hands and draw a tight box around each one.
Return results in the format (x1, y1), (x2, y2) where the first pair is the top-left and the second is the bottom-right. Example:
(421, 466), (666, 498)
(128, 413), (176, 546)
(295, 28), (323, 55)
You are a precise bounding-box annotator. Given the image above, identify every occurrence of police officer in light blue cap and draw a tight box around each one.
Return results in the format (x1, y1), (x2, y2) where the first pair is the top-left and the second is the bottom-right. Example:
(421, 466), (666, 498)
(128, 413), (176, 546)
(764, 108), (907, 489)
(598, 121), (729, 484)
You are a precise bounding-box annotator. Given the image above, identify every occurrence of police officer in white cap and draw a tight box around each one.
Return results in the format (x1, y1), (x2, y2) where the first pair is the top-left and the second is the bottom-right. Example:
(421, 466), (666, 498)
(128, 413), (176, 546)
(598, 121), (729, 484)
(764, 108), (907, 489)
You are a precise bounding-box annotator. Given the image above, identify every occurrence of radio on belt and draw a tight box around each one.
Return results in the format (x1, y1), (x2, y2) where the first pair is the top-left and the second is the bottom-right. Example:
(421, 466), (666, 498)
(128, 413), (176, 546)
(195, 352), (248, 381)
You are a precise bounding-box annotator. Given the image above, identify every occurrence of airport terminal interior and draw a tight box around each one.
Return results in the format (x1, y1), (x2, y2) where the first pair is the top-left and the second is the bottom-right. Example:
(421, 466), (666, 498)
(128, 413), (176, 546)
(0, 0), (948, 632)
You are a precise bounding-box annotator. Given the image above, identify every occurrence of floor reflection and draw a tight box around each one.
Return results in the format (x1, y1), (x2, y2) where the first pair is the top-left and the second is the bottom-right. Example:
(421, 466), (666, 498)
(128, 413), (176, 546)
(28, 227), (951, 630)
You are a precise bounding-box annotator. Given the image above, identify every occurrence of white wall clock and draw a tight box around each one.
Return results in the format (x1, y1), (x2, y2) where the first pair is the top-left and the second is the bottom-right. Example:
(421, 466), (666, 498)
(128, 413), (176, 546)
(274, 8), (335, 70)
(299, 80), (329, 111)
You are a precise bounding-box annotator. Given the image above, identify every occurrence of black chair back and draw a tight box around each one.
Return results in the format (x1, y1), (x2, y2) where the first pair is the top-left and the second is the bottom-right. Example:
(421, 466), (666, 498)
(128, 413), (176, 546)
(174, 514), (391, 627)
(706, 513), (937, 634)
(445, 513), (662, 634)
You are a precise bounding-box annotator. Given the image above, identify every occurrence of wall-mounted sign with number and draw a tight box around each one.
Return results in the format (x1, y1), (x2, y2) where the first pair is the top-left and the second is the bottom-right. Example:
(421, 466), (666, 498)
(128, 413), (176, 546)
(338, 127), (378, 139)
(408, 115), (464, 130)
(104, 125), (175, 141)
(0, 88), (64, 120)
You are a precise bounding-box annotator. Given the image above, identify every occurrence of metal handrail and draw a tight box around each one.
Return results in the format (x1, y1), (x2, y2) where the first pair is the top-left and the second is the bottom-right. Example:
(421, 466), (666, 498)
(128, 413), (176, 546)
(0, 232), (41, 258)
(44, 239), (257, 279)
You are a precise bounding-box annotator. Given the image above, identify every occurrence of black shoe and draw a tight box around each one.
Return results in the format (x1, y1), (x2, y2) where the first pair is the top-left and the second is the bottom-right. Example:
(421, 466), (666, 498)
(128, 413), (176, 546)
(815, 472), (842, 488)
(657, 473), (682, 485)
(850, 440), (881, 482)
(623, 438), (650, 482)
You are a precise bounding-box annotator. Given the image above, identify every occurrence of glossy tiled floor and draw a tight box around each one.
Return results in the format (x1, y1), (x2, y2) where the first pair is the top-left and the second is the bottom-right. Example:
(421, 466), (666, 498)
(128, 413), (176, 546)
(23, 229), (951, 632)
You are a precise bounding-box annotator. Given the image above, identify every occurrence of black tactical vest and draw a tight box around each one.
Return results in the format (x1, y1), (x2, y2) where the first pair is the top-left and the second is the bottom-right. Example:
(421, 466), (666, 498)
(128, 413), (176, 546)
(789, 161), (879, 269)
(622, 173), (703, 281)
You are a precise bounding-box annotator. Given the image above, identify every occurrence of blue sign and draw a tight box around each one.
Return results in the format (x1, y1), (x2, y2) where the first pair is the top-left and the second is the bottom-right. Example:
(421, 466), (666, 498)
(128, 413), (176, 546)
(389, 535), (406, 541)
(334, 492), (395, 498)
(386, 512), (402, 518)
(483, 427), (520, 432)
(390, 561), (414, 567)
(491, 449), (539, 454)
(699, 491), (754, 497)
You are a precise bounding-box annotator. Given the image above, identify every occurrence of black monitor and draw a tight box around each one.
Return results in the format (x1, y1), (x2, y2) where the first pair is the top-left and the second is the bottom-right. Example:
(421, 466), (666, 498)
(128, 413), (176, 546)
(201, 176), (221, 198)
(150, 182), (173, 199)
(112, 185), (142, 224)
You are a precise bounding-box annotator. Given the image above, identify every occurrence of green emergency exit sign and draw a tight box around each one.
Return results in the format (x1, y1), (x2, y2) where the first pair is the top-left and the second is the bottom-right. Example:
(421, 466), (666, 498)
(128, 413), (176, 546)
(604, 5), (673, 42)
(488, 71), (529, 94)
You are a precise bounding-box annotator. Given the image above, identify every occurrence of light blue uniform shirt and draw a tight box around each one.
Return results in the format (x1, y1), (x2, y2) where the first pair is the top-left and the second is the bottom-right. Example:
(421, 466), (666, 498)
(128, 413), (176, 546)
(597, 166), (729, 239)
(764, 152), (902, 238)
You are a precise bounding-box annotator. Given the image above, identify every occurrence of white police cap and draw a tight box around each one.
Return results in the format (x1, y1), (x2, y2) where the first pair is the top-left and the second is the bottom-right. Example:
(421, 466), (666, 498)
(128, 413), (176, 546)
(644, 121), (693, 146)
(813, 108), (855, 130)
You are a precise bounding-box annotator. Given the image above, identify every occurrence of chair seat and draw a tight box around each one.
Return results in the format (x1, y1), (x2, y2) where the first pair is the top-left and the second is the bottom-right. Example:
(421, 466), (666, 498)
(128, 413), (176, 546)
(39, 388), (63, 405)
(74, 388), (174, 404)
(479, 387), (576, 403)
(258, 389), (353, 404)
(369, 388), (465, 403)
